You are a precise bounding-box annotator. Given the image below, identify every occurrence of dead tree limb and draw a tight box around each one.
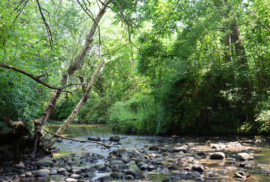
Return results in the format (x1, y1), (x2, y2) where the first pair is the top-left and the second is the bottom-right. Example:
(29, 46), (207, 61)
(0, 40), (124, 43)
(43, 129), (116, 149)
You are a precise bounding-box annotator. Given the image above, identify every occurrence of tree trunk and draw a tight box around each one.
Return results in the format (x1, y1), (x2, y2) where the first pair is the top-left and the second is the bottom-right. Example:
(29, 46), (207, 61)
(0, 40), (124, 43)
(30, 0), (110, 157)
(44, 60), (105, 149)
(39, 0), (110, 134)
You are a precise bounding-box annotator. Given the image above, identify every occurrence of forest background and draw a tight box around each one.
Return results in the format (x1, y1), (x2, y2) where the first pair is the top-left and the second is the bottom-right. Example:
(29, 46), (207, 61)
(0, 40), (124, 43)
(1, 0), (270, 136)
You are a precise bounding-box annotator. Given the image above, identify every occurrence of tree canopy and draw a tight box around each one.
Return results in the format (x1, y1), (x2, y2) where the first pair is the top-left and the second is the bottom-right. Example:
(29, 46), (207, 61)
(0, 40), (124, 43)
(1, 0), (270, 136)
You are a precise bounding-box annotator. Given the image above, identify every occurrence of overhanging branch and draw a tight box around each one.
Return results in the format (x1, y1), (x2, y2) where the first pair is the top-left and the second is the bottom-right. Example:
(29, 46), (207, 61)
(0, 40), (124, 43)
(0, 63), (84, 89)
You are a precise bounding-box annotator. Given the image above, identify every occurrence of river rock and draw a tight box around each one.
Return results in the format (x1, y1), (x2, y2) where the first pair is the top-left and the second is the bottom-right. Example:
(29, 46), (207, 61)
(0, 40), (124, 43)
(172, 146), (188, 153)
(58, 168), (67, 173)
(111, 148), (128, 155)
(37, 157), (54, 168)
(210, 152), (225, 159)
(192, 164), (204, 172)
(50, 169), (57, 175)
(96, 175), (112, 182)
(66, 178), (77, 182)
(35, 169), (50, 177)
(87, 136), (101, 141)
(192, 171), (201, 177)
(70, 174), (80, 179)
(110, 172), (123, 179)
(72, 168), (81, 174)
(14, 162), (25, 170)
(149, 145), (159, 150)
(179, 171), (193, 178)
(236, 153), (254, 161)
(126, 163), (144, 179)
(110, 135), (120, 142)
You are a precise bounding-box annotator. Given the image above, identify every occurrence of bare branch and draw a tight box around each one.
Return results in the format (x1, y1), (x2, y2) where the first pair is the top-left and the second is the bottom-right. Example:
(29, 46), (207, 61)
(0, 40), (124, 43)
(43, 128), (116, 149)
(0, 63), (85, 89)
(36, 0), (54, 49)
(11, 0), (30, 29)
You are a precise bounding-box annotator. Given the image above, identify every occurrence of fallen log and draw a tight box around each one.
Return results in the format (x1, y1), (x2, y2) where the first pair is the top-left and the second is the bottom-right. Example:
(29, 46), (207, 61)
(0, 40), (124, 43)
(43, 129), (118, 149)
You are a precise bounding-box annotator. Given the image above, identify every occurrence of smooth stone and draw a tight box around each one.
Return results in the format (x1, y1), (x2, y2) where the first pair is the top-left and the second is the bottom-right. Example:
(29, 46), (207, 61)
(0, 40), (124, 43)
(236, 153), (254, 161)
(58, 168), (68, 173)
(87, 136), (101, 141)
(96, 175), (112, 182)
(70, 174), (80, 179)
(126, 165), (144, 179)
(37, 157), (54, 168)
(109, 135), (120, 142)
(66, 178), (77, 182)
(192, 164), (204, 172)
(210, 152), (225, 159)
(110, 172), (122, 179)
(111, 148), (128, 155)
(72, 168), (81, 174)
(35, 169), (50, 177)
(192, 171), (201, 177)
(149, 145), (159, 150)
(172, 146), (188, 153)
(50, 170), (57, 175)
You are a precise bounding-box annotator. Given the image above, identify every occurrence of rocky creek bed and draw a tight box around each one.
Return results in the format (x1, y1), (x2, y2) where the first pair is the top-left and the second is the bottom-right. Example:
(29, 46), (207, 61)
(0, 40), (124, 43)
(1, 125), (270, 182)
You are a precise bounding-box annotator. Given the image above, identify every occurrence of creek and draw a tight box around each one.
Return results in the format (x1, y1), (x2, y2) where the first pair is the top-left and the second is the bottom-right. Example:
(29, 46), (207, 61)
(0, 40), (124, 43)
(2, 124), (270, 182)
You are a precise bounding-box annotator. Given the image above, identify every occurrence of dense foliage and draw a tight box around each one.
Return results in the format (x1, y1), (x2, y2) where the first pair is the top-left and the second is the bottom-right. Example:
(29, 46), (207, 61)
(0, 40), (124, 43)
(1, 0), (270, 135)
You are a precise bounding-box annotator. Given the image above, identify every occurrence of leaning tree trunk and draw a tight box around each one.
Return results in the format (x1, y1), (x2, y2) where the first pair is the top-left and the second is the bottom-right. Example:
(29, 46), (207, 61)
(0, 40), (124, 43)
(31, 0), (110, 157)
(44, 60), (105, 149)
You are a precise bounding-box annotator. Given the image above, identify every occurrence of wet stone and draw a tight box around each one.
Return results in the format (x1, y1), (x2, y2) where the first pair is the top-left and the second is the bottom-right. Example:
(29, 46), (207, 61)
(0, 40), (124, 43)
(109, 135), (120, 142)
(87, 136), (101, 141)
(149, 145), (159, 150)
(58, 168), (68, 173)
(192, 171), (201, 178)
(179, 172), (193, 179)
(70, 174), (81, 179)
(96, 175), (112, 182)
(192, 164), (204, 172)
(36, 157), (54, 168)
(72, 168), (81, 174)
(210, 152), (225, 159)
(172, 146), (188, 153)
(236, 153), (254, 161)
(125, 175), (134, 180)
(66, 178), (77, 182)
(35, 169), (50, 178)
(110, 172), (123, 179)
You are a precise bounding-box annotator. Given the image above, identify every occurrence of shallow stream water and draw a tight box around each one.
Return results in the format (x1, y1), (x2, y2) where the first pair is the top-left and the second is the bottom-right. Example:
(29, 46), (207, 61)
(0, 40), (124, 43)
(44, 124), (270, 182)
(2, 124), (270, 182)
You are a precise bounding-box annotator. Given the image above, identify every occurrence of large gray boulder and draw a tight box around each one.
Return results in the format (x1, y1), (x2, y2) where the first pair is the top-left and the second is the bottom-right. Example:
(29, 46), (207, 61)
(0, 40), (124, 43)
(37, 157), (54, 168)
